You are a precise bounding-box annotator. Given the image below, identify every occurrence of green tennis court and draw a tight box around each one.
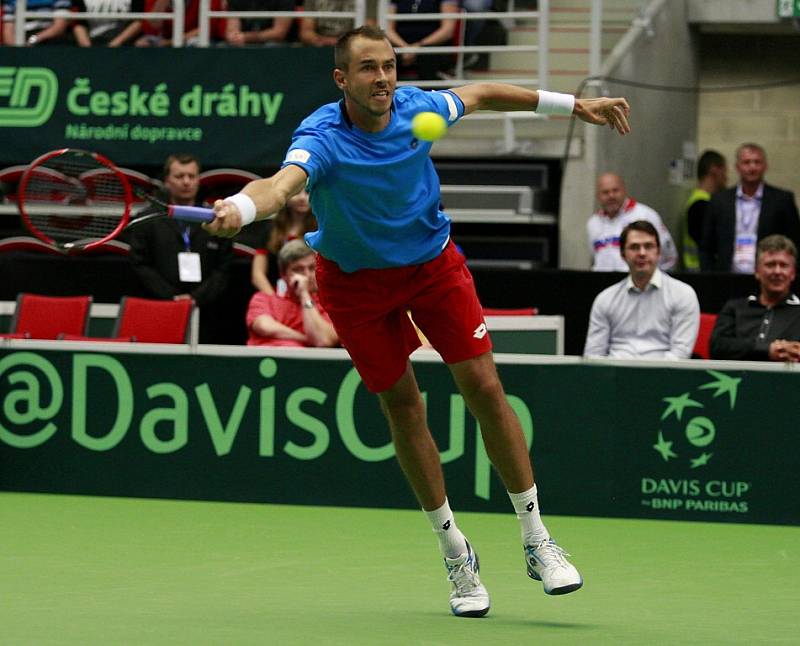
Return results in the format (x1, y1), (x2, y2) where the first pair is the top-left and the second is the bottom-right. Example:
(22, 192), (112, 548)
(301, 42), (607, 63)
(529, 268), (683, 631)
(1, 492), (797, 645)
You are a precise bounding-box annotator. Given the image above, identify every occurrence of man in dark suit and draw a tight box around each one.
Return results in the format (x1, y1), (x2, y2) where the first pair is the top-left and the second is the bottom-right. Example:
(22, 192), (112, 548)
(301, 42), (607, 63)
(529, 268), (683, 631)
(700, 143), (800, 273)
(129, 153), (233, 342)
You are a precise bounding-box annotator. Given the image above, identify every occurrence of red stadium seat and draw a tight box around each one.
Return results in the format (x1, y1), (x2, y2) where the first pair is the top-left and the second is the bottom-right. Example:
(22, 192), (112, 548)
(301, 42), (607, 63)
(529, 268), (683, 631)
(692, 312), (718, 360)
(0, 293), (92, 339)
(114, 296), (194, 344)
(0, 236), (63, 255)
(199, 168), (261, 204)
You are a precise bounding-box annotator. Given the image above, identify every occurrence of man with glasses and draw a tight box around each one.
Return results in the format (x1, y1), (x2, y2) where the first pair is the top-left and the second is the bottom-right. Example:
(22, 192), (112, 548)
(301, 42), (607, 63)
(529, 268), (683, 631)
(584, 220), (700, 359)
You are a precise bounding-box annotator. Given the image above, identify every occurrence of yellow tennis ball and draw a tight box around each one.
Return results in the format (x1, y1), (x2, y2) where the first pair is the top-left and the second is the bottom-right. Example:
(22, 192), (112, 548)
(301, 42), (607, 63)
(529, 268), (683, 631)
(411, 112), (448, 142)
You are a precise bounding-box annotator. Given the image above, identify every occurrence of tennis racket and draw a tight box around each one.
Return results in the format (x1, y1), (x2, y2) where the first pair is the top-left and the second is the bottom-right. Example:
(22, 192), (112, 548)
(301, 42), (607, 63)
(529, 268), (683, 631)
(17, 148), (216, 253)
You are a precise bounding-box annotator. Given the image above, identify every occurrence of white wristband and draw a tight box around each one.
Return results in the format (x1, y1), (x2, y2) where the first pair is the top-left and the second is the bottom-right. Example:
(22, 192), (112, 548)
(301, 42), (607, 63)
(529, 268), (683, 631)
(224, 192), (257, 227)
(535, 90), (575, 116)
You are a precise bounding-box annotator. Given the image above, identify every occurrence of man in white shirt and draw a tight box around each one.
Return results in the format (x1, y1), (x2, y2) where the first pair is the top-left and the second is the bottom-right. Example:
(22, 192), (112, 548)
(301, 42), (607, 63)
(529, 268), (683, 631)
(584, 220), (700, 359)
(587, 173), (677, 272)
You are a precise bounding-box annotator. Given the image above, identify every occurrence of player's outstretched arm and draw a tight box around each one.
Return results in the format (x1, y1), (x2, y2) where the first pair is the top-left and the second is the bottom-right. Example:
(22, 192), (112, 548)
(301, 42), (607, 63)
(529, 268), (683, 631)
(204, 165), (308, 238)
(451, 83), (631, 135)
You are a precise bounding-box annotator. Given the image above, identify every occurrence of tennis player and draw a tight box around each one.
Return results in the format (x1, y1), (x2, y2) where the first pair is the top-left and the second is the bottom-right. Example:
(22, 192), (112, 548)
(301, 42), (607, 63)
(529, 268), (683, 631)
(207, 25), (631, 617)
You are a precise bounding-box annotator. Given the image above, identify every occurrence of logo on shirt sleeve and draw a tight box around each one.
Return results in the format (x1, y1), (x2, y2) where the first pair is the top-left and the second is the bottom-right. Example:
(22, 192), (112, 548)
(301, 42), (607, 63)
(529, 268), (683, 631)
(435, 90), (459, 122)
(286, 149), (311, 163)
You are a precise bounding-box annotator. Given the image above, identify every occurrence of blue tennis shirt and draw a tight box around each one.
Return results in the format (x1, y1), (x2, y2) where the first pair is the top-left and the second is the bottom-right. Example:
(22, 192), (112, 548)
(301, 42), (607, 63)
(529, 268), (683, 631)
(281, 86), (464, 272)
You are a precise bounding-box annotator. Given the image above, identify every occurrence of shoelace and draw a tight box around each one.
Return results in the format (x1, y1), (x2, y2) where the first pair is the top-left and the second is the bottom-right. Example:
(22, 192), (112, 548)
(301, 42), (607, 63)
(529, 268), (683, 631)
(530, 540), (571, 569)
(447, 557), (481, 594)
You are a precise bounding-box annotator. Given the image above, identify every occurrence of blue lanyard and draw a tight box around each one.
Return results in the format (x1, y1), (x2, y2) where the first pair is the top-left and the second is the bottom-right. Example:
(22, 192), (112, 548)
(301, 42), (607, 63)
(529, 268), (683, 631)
(181, 226), (192, 251)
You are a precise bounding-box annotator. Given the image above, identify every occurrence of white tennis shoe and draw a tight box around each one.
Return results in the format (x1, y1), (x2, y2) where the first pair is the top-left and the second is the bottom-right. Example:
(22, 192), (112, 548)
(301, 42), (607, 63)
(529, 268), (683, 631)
(444, 540), (490, 617)
(524, 538), (583, 595)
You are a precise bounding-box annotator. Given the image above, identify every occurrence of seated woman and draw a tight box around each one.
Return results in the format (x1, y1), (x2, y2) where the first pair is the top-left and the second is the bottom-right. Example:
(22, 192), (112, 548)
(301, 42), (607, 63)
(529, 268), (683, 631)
(385, 0), (459, 81)
(251, 189), (317, 295)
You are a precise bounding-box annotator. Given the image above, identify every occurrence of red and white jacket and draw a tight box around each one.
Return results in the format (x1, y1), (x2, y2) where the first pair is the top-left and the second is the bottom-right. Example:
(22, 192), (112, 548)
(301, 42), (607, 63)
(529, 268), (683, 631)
(586, 198), (677, 272)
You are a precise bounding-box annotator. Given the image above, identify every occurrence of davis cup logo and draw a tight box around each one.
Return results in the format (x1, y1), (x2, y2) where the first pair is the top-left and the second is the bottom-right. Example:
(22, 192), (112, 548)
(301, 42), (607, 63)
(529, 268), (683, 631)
(653, 370), (741, 468)
(643, 370), (750, 515)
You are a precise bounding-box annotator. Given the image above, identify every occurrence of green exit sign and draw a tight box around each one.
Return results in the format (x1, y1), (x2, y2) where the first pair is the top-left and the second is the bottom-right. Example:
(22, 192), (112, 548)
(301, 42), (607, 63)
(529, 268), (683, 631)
(777, 0), (800, 17)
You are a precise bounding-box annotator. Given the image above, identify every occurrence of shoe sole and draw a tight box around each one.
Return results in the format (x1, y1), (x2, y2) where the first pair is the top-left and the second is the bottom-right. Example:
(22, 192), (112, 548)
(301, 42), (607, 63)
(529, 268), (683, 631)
(527, 569), (584, 595)
(452, 606), (490, 618)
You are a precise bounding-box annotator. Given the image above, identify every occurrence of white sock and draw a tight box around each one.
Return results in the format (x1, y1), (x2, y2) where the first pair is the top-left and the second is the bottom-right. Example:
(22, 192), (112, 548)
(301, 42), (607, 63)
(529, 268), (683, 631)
(424, 498), (468, 559)
(508, 484), (550, 546)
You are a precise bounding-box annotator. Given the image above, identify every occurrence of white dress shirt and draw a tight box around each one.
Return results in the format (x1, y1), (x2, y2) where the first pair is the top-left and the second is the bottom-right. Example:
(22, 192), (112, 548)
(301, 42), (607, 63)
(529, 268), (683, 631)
(733, 182), (764, 274)
(584, 269), (700, 359)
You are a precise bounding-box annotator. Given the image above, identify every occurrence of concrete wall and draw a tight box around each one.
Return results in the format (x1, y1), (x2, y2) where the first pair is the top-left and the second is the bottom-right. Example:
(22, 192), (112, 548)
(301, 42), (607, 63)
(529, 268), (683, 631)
(559, 0), (699, 269)
(697, 34), (800, 200)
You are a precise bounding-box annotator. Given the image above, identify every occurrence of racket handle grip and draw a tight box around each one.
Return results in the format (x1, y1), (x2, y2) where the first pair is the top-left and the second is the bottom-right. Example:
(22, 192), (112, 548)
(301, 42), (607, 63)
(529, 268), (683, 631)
(169, 205), (216, 223)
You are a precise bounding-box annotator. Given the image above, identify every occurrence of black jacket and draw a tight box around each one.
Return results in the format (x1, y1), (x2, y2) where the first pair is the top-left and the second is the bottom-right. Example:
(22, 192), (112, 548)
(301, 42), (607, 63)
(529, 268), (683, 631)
(700, 184), (800, 272)
(710, 293), (800, 360)
(129, 218), (233, 307)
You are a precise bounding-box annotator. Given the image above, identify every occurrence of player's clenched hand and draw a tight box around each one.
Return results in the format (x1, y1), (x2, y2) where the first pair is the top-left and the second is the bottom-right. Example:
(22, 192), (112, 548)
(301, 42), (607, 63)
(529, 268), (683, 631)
(203, 199), (243, 238)
(574, 97), (631, 135)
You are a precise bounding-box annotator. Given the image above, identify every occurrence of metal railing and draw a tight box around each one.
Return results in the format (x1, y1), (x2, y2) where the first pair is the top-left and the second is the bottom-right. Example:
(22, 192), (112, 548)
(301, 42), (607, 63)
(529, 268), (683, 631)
(197, 0), (367, 47)
(376, 0), (548, 90)
(10, 0), (186, 46)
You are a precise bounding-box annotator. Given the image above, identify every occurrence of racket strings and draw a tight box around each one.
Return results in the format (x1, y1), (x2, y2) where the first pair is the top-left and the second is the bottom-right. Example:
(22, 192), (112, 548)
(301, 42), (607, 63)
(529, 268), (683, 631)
(23, 151), (129, 244)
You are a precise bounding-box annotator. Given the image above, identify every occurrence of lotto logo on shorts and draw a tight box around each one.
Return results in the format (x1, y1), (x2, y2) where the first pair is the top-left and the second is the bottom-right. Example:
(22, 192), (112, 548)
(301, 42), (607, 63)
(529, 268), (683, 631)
(0, 67), (58, 127)
(473, 323), (488, 339)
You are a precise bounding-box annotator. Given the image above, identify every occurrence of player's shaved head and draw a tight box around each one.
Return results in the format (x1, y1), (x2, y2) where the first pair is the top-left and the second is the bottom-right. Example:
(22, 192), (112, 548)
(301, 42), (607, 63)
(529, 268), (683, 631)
(335, 25), (392, 71)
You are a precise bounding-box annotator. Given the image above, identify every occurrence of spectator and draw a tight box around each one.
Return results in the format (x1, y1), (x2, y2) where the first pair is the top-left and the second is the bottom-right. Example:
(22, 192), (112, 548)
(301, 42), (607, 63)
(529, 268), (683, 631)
(386, 0), (459, 80)
(71, 0), (144, 46)
(246, 239), (339, 347)
(135, 0), (225, 47)
(681, 149), (727, 272)
(224, 0), (293, 47)
(584, 220), (699, 359)
(299, 0), (353, 47)
(587, 172), (677, 272)
(129, 153), (233, 341)
(701, 143), (800, 273)
(251, 189), (317, 295)
(460, 0), (500, 71)
(710, 234), (800, 362)
(2, 0), (71, 46)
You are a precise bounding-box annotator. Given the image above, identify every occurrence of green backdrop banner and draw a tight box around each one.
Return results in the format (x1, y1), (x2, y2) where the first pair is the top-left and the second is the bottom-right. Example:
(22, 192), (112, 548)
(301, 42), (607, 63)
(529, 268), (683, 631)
(0, 47), (340, 167)
(1, 348), (798, 525)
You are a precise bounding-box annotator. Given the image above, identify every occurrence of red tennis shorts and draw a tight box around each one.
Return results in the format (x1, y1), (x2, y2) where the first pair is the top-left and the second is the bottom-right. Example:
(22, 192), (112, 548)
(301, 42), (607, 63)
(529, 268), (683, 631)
(316, 241), (492, 393)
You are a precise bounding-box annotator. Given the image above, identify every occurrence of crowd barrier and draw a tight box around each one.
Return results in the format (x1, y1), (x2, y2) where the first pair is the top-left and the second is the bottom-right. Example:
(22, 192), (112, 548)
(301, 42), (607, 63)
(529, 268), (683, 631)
(0, 247), (765, 353)
(1, 341), (797, 526)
